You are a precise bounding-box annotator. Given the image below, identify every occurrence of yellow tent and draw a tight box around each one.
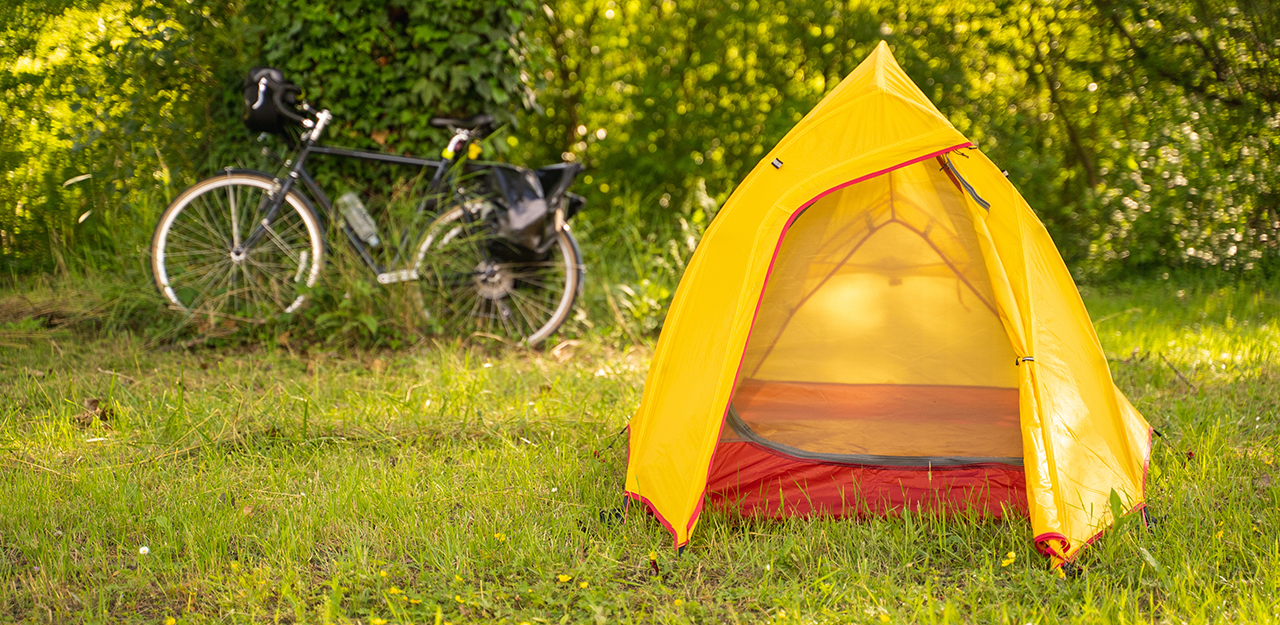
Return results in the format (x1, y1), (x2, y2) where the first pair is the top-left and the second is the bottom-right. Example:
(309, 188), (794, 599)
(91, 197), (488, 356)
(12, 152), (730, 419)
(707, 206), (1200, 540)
(624, 41), (1151, 567)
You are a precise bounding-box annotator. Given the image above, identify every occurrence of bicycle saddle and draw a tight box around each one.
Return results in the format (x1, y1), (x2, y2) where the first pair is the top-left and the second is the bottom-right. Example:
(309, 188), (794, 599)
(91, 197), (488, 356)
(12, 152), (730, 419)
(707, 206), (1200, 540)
(430, 114), (495, 130)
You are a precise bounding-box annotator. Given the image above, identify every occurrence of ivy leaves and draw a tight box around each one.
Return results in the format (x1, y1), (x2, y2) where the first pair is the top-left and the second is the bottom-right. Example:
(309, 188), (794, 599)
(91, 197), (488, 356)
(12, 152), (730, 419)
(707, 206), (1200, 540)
(258, 0), (536, 156)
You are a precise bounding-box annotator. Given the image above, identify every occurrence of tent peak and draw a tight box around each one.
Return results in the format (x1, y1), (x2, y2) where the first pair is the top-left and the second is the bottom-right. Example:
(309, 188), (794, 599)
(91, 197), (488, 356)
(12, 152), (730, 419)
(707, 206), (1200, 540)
(872, 40), (893, 90)
(800, 40), (954, 130)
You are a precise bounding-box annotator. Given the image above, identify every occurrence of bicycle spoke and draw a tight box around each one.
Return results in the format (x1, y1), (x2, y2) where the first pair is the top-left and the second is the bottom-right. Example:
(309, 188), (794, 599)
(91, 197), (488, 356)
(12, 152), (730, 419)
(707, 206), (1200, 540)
(507, 287), (558, 319)
(259, 220), (304, 266)
(177, 258), (234, 307)
(191, 193), (233, 250)
(504, 291), (541, 335)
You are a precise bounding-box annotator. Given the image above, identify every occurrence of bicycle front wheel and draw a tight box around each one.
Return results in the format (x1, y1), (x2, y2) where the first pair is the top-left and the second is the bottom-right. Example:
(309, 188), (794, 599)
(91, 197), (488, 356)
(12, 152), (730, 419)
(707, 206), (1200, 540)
(412, 207), (580, 346)
(151, 170), (325, 324)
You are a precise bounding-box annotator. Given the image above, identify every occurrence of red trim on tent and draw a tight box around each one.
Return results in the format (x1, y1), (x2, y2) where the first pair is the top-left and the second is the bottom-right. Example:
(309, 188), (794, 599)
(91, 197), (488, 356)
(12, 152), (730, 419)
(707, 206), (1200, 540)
(705, 441), (1028, 518)
(625, 491), (686, 548)
(1034, 532), (1070, 558)
(624, 142), (975, 548)
(1035, 427), (1156, 567)
(622, 425), (690, 548)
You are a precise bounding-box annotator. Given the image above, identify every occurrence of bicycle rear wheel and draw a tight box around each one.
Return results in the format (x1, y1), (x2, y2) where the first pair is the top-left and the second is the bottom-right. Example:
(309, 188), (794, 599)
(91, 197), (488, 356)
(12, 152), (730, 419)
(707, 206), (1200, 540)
(412, 207), (580, 346)
(151, 170), (324, 324)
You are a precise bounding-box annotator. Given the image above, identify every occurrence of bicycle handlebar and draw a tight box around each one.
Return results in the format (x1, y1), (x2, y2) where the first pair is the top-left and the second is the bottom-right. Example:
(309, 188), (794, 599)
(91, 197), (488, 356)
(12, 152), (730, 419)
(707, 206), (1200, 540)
(272, 85), (307, 124)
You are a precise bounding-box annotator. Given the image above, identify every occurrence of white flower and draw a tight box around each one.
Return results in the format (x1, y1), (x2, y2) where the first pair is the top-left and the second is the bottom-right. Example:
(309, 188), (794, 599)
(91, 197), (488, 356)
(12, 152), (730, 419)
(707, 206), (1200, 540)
(139, 546), (150, 555)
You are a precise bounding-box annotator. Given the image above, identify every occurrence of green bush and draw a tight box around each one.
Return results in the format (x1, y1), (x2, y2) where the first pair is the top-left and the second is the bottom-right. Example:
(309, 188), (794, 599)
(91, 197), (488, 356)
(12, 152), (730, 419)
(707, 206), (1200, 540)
(0, 0), (540, 276)
(256, 0), (537, 156)
(518, 0), (1280, 278)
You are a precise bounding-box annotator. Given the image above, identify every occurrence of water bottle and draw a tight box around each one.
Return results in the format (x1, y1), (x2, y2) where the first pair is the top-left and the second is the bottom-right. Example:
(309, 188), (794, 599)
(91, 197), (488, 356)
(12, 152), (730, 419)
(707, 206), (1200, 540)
(336, 192), (380, 247)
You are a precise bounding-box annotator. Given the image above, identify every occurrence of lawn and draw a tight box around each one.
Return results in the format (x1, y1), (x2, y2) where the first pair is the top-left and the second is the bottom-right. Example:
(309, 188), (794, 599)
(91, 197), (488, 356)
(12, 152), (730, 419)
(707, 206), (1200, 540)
(1, 278), (1278, 623)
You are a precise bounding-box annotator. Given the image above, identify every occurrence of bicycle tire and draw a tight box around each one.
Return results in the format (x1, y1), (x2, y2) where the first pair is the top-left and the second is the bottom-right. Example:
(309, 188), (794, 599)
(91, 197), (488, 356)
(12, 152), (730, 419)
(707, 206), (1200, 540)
(151, 170), (325, 324)
(412, 206), (581, 346)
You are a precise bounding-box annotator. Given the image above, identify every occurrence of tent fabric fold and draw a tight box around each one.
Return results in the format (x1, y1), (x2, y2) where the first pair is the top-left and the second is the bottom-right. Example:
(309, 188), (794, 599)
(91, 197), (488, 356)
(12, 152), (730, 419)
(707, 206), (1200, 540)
(624, 41), (1150, 566)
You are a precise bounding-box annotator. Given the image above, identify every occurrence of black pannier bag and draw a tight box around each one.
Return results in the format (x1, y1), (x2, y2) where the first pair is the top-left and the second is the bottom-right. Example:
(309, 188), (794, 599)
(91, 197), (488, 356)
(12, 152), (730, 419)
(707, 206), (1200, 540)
(480, 163), (584, 257)
(242, 68), (300, 135)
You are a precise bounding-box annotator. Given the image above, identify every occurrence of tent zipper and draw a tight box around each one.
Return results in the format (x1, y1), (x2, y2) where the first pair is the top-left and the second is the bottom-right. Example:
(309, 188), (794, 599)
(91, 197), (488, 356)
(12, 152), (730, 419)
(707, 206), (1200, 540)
(943, 153), (991, 211)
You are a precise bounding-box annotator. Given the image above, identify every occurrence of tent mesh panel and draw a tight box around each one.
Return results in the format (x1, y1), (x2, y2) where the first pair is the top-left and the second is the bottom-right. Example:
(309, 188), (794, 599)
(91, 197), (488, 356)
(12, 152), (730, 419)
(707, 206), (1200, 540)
(726, 158), (1020, 464)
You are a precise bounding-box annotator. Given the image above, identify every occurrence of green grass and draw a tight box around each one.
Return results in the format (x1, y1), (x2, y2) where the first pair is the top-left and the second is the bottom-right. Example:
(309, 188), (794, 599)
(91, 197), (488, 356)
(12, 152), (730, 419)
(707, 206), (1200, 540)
(2, 277), (1279, 623)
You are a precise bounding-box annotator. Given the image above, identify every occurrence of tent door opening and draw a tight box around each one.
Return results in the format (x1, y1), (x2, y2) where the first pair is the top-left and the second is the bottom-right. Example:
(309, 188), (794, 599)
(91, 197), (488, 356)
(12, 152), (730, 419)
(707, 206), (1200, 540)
(722, 156), (1022, 468)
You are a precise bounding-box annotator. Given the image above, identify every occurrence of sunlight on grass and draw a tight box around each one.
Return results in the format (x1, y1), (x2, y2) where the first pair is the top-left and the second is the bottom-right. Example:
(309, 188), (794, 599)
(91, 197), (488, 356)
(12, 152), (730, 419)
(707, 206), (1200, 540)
(1, 280), (1278, 623)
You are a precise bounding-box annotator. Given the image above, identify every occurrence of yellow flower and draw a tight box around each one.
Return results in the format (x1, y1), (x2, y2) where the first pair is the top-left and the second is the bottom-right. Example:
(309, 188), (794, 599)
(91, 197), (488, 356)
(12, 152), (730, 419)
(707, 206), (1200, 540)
(648, 551), (657, 561)
(879, 614), (891, 623)
(165, 619), (176, 625)
(579, 581), (588, 588)
(387, 587), (402, 595)
(1215, 530), (1224, 540)
(557, 574), (572, 583)
(379, 570), (389, 578)
(454, 574), (464, 583)
(371, 619), (387, 625)
(455, 595), (464, 603)
(1055, 567), (1066, 579)
(230, 561), (239, 571)
(409, 598), (421, 605)
(674, 599), (683, 606)
(1000, 551), (1016, 567)
(494, 532), (507, 541)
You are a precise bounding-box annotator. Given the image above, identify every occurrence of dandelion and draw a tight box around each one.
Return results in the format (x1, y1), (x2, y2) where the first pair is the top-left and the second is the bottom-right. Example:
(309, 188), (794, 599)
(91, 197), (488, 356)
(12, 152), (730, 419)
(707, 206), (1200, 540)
(674, 599), (683, 606)
(388, 587), (402, 595)
(372, 619), (387, 625)
(1000, 551), (1016, 567)
(880, 614), (891, 623)
(557, 574), (572, 583)
(579, 581), (588, 588)
(165, 619), (176, 625)
(494, 532), (507, 542)
(379, 570), (389, 578)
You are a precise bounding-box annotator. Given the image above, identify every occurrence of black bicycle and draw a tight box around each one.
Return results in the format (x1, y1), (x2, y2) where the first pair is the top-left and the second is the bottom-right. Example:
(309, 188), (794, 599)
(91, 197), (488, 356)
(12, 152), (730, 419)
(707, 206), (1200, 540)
(150, 68), (585, 345)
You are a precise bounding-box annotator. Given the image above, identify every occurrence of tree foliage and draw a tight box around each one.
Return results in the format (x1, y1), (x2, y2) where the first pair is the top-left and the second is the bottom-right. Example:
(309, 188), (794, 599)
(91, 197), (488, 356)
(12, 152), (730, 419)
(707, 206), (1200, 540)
(257, 0), (536, 154)
(1, 0), (1276, 279)
(0, 0), (536, 274)
(519, 0), (1279, 276)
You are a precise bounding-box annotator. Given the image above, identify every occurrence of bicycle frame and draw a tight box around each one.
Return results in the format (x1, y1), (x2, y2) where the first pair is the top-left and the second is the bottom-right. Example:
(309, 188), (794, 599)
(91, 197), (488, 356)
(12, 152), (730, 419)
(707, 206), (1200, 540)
(238, 113), (474, 285)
